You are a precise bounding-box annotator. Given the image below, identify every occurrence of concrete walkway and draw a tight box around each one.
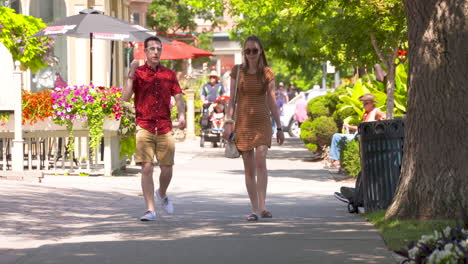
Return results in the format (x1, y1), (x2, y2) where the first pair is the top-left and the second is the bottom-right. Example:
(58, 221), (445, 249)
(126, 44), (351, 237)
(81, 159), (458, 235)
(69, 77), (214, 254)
(0, 137), (398, 264)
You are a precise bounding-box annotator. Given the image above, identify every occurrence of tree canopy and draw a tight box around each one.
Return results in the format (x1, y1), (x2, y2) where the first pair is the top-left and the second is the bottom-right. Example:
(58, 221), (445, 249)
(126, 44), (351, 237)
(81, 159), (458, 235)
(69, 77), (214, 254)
(146, 0), (225, 33)
(228, 0), (406, 69)
(227, 0), (407, 113)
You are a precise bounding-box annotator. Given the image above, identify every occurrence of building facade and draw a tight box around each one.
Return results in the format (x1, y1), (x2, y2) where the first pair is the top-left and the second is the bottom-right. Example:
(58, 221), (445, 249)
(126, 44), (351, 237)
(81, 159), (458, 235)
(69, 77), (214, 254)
(1, 0), (150, 90)
(193, 2), (242, 78)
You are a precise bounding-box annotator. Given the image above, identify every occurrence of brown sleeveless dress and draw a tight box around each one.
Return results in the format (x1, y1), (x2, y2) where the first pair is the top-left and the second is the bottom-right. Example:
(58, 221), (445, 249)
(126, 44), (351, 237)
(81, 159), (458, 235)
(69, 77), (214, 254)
(231, 65), (275, 152)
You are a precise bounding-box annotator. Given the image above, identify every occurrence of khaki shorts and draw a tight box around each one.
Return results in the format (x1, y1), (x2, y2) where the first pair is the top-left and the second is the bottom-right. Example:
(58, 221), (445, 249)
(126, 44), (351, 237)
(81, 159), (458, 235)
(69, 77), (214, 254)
(135, 126), (175, 166)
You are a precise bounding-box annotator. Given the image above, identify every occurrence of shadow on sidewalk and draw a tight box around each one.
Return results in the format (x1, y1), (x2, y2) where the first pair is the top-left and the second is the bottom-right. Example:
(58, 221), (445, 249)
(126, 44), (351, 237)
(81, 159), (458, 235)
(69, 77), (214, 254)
(0, 182), (394, 264)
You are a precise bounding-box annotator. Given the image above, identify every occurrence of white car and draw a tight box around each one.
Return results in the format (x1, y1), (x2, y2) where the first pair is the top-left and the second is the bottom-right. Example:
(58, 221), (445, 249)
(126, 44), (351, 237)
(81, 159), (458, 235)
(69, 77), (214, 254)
(280, 88), (335, 137)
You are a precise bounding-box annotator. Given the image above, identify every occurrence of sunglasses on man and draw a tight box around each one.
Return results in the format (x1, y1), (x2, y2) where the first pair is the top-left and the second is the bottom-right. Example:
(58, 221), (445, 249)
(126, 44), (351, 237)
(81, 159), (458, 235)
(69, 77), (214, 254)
(244, 48), (259, 55)
(146, 46), (163, 52)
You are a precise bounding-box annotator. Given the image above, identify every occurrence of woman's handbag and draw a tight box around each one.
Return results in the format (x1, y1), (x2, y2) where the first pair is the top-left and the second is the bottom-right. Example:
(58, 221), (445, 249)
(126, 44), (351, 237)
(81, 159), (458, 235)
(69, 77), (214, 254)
(224, 137), (240, 158)
(224, 65), (241, 159)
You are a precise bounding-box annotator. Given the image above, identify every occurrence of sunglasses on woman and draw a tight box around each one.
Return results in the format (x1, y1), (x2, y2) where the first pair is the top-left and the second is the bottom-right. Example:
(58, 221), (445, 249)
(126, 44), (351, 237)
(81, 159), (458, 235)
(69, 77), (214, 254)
(244, 48), (259, 55)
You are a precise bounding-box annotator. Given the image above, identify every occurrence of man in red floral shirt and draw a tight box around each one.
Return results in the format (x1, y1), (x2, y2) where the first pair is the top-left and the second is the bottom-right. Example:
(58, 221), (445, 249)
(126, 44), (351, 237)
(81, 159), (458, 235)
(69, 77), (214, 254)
(122, 36), (186, 221)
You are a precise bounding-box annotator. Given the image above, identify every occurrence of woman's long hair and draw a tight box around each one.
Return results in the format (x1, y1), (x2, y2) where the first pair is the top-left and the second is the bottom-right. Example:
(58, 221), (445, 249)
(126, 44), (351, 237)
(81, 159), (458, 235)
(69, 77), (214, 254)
(242, 35), (269, 85)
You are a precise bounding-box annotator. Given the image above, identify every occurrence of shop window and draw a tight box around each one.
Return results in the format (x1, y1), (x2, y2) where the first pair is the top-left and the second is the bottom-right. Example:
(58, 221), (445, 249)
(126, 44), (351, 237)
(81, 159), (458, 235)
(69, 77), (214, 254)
(0, 0), (21, 13)
(29, 0), (67, 91)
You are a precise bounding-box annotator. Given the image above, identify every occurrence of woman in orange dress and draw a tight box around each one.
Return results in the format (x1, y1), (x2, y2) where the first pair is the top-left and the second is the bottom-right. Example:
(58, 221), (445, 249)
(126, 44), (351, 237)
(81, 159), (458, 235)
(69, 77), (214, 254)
(224, 35), (285, 221)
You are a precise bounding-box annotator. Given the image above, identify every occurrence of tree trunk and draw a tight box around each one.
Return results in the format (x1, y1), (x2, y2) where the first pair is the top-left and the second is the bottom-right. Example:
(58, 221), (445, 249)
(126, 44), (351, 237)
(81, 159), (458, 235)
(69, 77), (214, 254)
(386, 0), (468, 219)
(370, 32), (399, 118)
(385, 63), (396, 119)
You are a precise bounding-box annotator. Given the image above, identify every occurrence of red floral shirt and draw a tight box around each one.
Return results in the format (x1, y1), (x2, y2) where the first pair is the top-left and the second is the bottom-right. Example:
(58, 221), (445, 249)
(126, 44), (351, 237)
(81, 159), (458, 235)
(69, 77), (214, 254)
(133, 63), (182, 134)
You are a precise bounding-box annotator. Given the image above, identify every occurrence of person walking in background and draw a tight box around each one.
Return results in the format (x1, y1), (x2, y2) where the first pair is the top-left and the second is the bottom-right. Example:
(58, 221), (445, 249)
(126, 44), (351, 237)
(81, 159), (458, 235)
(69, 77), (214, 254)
(200, 70), (225, 104)
(223, 35), (285, 222)
(277, 81), (289, 102)
(122, 36), (186, 221)
(287, 83), (297, 101)
(272, 90), (285, 134)
(294, 92), (308, 127)
(328, 93), (386, 169)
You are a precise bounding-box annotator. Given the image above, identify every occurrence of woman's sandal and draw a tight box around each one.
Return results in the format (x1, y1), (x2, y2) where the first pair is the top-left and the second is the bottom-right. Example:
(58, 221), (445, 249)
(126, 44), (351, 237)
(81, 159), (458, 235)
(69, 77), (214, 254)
(261, 210), (273, 218)
(246, 214), (258, 221)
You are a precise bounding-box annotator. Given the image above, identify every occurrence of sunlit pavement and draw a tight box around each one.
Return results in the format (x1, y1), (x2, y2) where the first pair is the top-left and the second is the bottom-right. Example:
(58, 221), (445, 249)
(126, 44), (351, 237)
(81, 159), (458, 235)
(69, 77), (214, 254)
(0, 137), (398, 264)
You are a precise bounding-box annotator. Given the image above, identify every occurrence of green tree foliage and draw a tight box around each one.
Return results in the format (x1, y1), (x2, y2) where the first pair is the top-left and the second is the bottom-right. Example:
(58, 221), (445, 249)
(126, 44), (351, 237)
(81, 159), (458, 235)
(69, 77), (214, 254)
(337, 62), (408, 124)
(147, 0), (225, 33)
(227, 0), (407, 115)
(0, 7), (54, 72)
(228, 0), (328, 88)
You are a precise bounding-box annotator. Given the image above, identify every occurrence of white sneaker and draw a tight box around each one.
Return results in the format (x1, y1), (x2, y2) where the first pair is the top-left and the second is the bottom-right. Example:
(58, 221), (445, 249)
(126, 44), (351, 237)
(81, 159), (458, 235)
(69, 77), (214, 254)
(156, 189), (174, 214)
(140, 210), (158, 221)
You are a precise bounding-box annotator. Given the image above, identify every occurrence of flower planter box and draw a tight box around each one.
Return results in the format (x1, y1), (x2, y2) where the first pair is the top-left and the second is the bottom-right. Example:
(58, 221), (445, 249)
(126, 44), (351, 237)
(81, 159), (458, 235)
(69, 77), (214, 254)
(0, 113), (122, 176)
(0, 114), (120, 133)
(103, 118), (121, 131)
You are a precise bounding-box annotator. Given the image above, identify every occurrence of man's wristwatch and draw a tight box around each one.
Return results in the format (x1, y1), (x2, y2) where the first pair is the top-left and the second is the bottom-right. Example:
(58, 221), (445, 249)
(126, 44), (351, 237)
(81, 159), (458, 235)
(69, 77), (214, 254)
(277, 127), (283, 132)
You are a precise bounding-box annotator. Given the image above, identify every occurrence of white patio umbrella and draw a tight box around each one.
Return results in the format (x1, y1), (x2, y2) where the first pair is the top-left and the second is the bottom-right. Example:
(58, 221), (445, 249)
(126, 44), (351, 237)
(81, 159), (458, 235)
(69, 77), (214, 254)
(30, 8), (170, 84)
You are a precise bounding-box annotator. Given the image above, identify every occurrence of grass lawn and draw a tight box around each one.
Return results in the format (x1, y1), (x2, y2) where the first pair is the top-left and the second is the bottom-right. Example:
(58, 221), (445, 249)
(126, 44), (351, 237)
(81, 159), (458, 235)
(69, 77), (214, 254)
(363, 210), (459, 251)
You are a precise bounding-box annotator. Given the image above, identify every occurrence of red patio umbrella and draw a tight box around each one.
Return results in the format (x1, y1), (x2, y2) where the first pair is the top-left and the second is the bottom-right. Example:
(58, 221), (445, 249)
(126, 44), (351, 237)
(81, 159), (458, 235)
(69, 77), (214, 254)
(161, 40), (214, 60)
(134, 40), (214, 60)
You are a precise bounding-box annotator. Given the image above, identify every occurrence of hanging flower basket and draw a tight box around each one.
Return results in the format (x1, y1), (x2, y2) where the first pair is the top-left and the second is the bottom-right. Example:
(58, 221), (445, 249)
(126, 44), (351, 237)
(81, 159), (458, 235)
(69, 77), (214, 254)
(51, 84), (123, 153)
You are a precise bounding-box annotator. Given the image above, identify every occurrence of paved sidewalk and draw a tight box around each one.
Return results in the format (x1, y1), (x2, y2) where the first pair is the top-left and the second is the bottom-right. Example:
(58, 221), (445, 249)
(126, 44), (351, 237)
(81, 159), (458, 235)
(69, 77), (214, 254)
(0, 137), (398, 264)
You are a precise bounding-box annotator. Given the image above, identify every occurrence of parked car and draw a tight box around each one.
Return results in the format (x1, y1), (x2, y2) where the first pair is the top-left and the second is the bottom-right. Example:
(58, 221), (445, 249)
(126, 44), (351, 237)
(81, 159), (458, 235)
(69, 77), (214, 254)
(280, 88), (335, 137)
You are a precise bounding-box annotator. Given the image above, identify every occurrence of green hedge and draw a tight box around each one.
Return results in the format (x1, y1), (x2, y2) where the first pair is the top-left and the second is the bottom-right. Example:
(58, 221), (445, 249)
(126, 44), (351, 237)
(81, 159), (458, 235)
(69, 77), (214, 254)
(300, 92), (341, 153)
(300, 116), (337, 152)
(339, 138), (361, 178)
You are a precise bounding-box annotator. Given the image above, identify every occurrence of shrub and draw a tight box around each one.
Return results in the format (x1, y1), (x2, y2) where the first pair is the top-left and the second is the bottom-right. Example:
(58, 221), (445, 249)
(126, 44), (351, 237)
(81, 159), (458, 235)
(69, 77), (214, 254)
(307, 96), (330, 119)
(0, 7), (54, 72)
(340, 138), (361, 178)
(300, 116), (337, 153)
(119, 101), (136, 159)
(307, 93), (340, 120)
(396, 225), (468, 264)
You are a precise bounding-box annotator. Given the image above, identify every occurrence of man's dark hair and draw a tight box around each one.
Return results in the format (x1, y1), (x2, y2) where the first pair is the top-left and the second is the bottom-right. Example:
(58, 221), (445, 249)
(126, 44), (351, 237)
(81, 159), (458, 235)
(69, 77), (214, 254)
(144, 36), (162, 48)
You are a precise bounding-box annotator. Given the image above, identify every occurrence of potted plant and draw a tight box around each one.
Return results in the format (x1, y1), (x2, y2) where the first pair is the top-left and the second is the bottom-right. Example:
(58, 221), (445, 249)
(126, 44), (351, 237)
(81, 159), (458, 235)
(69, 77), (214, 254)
(51, 84), (122, 155)
(118, 101), (136, 161)
(0, 89), (56, 130)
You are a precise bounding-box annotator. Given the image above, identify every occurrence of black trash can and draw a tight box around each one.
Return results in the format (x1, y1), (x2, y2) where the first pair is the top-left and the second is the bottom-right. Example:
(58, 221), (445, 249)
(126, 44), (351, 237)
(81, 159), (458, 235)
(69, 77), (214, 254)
(358, 119), (404, 213)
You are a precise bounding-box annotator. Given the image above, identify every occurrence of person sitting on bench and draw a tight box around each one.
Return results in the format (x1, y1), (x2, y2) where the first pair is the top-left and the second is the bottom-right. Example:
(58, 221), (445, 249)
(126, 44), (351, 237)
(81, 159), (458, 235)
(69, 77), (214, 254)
(328, 93), (386, 169)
